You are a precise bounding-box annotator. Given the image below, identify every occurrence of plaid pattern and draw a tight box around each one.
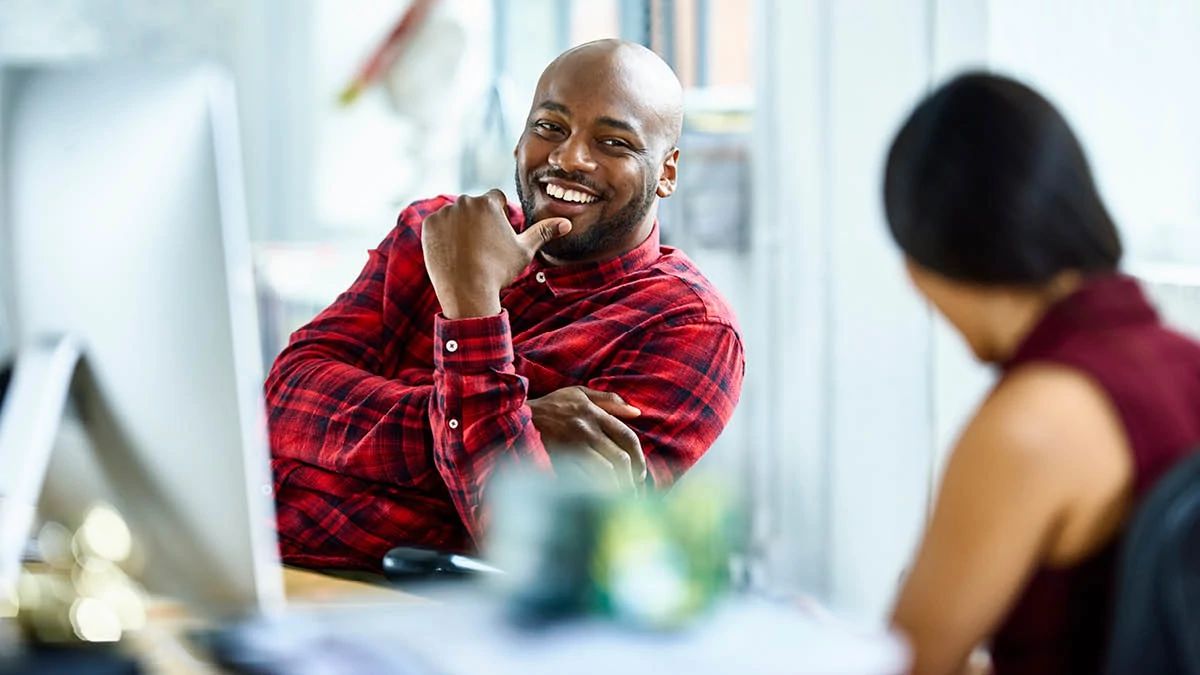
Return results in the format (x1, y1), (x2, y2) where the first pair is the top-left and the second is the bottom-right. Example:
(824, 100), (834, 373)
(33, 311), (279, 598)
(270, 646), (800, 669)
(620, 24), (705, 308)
(265, 196), (745, 570)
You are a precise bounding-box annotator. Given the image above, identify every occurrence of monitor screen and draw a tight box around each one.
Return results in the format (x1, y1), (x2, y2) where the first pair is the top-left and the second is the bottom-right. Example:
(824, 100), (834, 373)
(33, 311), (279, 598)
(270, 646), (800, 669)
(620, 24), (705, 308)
(0, 62), (283, 617)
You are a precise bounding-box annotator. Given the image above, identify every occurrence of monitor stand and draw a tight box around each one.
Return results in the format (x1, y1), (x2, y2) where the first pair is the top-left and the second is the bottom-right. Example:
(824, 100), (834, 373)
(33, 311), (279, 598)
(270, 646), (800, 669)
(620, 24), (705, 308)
(0, 334), (83, 608)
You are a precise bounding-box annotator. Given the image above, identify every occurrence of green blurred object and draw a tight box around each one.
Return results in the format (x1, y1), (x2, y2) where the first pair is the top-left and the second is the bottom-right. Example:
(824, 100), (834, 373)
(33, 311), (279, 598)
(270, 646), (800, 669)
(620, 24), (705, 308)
(593, 478), (734, 629)
(487, 467), (735, 630)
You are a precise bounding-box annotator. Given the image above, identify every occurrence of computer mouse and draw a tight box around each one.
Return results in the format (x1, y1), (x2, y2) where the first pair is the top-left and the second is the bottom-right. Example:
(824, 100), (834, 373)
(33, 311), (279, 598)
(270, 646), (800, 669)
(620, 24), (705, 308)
(381, 546), (502, 579)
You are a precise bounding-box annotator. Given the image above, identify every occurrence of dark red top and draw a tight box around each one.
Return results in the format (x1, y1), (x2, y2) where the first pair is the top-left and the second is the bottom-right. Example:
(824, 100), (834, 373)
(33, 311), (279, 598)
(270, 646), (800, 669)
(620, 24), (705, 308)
(264, 196), (744, 570)
(992, 274), (1200, 674)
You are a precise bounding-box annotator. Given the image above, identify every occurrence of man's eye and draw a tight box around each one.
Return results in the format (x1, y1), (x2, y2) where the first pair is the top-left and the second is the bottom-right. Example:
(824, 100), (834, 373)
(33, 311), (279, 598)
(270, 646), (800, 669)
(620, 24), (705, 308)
(535, 121), (562, 133)
(602, 138), (630, 148)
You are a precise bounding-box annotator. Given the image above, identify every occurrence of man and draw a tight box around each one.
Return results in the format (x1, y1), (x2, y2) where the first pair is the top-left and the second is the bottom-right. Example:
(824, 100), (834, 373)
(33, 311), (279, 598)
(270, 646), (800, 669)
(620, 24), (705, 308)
(265, 39), (744, 570)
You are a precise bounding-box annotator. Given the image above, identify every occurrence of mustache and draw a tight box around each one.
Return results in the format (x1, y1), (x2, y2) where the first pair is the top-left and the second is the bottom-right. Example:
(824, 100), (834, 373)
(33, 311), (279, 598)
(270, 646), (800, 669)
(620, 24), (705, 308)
(529, 168), (604, 196)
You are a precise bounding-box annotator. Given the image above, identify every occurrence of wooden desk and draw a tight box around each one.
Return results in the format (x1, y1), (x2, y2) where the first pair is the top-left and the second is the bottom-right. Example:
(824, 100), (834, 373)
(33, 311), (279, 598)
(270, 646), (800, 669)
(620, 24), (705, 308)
(282, 567), (424, 606)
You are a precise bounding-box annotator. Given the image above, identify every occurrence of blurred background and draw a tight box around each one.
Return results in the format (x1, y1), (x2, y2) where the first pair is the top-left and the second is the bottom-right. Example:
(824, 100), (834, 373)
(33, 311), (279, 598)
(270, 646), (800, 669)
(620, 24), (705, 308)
(1, 0), (1198, 624)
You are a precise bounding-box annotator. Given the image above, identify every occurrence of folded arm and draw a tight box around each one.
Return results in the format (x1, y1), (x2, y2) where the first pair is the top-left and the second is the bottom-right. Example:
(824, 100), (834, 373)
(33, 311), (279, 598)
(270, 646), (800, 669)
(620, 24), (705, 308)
(430, 311), (745, 543)
(265, 219), (444, 490)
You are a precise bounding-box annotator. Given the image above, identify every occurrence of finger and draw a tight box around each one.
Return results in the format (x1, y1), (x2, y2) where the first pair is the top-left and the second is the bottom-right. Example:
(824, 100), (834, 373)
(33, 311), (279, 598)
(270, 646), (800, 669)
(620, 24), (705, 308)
(516, 217), (572, 254)
(483, 188), (509, 214)
(594, 410), (647, 483)
(579, 387), (641, 418)
(585, 429), (637, 491)
(554, 448), (619, 491)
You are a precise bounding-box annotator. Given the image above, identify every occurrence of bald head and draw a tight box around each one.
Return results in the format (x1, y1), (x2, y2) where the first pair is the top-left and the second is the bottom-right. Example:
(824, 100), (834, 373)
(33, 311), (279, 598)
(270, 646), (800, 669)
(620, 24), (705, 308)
(513, 40), (684, 264)
(535, 39), (684, 151)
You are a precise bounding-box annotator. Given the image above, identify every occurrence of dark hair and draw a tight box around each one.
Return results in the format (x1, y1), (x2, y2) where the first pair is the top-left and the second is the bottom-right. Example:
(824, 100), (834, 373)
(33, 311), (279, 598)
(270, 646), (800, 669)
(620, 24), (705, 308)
(883, 72), (1122, 285)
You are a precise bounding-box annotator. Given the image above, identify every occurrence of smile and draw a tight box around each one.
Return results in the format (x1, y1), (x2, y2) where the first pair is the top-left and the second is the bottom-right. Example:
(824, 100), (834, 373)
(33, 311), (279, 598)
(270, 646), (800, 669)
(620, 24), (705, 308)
(542, 182), (599, 204)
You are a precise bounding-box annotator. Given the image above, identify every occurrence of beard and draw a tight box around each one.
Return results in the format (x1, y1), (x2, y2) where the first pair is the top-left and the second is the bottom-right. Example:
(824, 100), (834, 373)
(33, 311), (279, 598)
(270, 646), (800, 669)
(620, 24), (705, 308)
(516, 167), (658, 262)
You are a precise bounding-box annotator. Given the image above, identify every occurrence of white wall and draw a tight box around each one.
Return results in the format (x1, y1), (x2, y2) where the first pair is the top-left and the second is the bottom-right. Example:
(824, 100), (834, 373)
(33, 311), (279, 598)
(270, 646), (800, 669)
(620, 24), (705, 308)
(751, 0), (834, 602)
(822, 0), (939, 619)
(987, 0), (1200, 266)
(0, 72), (11, 360)
(754, 0), (954, 621)
(231, 0), (313, 242)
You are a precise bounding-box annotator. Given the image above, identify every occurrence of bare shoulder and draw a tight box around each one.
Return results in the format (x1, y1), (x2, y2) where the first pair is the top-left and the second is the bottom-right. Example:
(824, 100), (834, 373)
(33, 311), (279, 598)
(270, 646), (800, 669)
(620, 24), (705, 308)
(893, 363), (1135, 673)
(957, 362), (1133, 560)
(970, 363), (1126, 464)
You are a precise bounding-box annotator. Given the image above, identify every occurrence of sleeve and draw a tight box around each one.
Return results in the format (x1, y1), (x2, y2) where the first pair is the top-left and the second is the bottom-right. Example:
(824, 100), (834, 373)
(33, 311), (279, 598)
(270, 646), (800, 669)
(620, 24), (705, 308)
(429, 312), (746, 543)
(587, 318), (745, 487)
(429, 310), (554, 543)
(264, 205), (441, 490)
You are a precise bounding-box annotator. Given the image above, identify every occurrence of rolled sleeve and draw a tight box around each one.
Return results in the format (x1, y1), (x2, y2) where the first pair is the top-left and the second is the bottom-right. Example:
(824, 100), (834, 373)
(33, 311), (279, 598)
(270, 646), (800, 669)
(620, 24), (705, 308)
(434, 310), (514, 373)
(430, 308), (549, 542)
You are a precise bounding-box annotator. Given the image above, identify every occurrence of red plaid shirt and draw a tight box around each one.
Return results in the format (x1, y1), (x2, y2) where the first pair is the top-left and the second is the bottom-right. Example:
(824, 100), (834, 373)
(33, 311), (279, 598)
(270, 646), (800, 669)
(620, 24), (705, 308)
(265, 196), (744, 570)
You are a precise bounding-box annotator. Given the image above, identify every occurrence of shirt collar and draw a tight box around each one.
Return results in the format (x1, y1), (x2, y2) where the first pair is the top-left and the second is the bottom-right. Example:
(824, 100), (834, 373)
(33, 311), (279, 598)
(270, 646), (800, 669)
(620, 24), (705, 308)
(508, 204), (662, 293)
(1004, 273), (1159, 370)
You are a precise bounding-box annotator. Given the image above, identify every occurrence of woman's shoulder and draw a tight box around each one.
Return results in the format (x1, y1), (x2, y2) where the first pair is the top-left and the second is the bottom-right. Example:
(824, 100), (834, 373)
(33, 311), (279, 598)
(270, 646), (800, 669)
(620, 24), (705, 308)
(966, 363), (1133, 562)
(973, 363), (1128, 472)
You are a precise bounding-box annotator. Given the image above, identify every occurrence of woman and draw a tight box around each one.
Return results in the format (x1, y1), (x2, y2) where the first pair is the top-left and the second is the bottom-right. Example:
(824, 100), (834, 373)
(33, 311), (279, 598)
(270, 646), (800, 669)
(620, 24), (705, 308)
(884, 73), (1200, 674)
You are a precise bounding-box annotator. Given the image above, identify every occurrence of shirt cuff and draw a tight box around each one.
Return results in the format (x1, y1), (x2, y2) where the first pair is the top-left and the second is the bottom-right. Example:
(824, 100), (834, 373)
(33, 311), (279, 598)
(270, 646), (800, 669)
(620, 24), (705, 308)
(434, 309), (514, 373)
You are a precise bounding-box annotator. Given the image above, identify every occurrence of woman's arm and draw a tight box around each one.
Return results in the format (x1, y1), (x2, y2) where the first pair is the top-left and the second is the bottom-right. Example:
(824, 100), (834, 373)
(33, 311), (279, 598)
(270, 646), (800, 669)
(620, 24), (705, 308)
(892, 364), (1132, 675)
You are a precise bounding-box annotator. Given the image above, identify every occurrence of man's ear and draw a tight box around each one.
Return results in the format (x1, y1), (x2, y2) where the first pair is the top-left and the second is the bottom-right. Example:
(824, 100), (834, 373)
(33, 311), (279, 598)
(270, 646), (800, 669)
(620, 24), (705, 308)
(656, 148), (679, 198)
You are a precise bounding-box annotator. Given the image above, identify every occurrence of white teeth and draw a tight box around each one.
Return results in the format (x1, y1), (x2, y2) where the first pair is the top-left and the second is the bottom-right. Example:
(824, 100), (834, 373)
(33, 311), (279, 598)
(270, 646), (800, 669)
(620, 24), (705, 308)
(544, 183), (596, 204)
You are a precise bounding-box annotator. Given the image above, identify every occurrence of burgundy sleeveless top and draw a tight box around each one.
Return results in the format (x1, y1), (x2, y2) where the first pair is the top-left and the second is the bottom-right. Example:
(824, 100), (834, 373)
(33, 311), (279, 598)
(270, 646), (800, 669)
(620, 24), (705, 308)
(991, 274), (1200, 674)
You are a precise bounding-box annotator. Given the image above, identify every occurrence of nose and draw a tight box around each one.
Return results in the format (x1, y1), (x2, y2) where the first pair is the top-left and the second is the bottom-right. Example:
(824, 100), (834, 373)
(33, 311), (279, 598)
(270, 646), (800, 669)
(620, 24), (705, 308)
(549, 135), (597, 174)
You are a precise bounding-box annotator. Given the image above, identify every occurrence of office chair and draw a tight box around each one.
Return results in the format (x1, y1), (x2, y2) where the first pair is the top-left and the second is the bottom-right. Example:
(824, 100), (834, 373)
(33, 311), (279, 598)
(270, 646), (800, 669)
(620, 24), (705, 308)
(1106, 450), (1200, 675)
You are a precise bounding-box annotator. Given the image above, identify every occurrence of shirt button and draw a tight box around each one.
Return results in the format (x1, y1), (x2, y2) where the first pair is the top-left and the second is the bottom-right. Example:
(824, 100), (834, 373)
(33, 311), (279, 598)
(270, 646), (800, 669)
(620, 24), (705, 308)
(535, 272), (547, 283)
(448, 419), (460, 429)
(445, 340), (458, 353)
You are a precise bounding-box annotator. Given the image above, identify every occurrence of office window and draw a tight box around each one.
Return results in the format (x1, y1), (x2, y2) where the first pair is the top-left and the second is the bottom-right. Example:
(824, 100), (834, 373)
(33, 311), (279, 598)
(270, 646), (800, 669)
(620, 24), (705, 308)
(308, 0), (492, 235)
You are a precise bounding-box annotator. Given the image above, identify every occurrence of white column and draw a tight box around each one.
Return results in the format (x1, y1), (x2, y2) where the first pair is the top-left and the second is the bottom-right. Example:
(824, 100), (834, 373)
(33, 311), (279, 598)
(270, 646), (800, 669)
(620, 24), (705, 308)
(752, 0), (835, 600)
(820, 0), (936, 621)
(753, 0), (967, 620)
(0, 71), (13, 357)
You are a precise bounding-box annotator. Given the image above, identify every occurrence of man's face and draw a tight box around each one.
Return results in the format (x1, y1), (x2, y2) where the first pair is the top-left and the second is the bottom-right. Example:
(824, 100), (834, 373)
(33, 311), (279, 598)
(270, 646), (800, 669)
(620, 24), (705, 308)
(514, 57), (677, 263)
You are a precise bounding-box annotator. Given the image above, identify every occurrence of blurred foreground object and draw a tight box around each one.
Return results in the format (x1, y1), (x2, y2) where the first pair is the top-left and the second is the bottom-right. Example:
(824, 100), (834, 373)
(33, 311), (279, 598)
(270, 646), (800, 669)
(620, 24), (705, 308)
(15, 504), (146, 646)
(487, 468), (735, 629)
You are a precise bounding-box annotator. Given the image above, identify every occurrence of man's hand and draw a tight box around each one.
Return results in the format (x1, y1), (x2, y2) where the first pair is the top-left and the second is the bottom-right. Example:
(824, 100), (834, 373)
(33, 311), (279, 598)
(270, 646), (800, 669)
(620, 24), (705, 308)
(421, 190), (572, 319)
(528, 386), (647, 491)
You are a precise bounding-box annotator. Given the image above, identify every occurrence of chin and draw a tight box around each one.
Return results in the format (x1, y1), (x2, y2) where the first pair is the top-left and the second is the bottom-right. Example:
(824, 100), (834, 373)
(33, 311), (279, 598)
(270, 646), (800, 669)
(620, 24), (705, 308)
(538, 208), (599, 237)
(541, 234), (589, 260)
(968, 341), (1001, 364)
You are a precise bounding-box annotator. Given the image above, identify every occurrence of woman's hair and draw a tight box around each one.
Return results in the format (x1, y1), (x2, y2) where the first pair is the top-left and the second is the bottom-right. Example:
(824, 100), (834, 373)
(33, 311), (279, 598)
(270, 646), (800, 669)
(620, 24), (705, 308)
(883, 72), (1122, 285)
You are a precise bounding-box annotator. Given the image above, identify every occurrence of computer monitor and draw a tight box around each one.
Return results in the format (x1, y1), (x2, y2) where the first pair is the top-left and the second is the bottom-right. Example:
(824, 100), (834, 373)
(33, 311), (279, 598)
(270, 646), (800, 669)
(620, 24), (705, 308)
(0, 62), (284, 617)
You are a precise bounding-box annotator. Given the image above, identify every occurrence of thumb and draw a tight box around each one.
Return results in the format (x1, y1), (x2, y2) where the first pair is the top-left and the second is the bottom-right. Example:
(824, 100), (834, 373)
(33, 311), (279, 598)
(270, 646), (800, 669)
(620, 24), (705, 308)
(517, 217), (572, 253)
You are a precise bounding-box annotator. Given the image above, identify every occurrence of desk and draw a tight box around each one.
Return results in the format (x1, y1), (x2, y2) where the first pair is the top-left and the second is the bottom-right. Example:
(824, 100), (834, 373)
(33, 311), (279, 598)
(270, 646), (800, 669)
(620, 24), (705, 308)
(129, 567), (424, 674)
(128, 570), (907, 674)
(340, 589), (909, 675)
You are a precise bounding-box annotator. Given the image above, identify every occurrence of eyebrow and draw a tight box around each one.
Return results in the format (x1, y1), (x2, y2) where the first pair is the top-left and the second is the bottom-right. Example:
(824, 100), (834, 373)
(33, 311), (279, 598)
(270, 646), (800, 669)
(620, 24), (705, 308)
(597, 116), (638, 135)
(537, 101), (571, 115)
(535, 100), (641, 137)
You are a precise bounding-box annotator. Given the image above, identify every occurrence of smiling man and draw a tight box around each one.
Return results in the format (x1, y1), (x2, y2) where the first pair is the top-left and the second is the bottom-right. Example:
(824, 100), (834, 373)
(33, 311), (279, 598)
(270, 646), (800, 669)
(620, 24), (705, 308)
(265, 39), (745, 570)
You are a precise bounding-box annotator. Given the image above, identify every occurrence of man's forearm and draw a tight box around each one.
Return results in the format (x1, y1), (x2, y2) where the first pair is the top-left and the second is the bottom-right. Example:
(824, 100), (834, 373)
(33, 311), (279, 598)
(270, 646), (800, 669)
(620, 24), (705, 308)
(266, 351), (441, 489)
(428, 311), (554, 543)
